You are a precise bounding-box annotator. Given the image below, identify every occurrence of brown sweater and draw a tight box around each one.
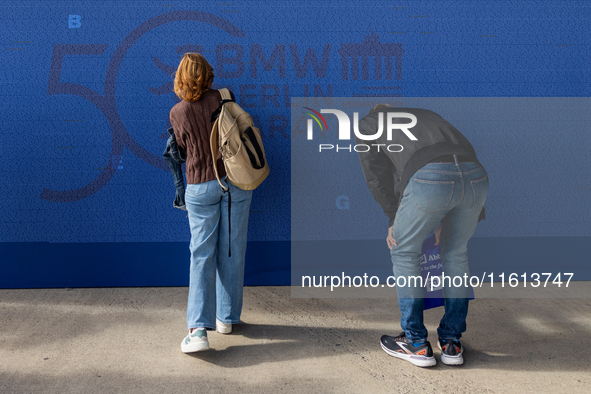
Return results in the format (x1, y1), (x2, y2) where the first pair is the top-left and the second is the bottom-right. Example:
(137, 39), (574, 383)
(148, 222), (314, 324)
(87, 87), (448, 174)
(169, 89), (232, 184)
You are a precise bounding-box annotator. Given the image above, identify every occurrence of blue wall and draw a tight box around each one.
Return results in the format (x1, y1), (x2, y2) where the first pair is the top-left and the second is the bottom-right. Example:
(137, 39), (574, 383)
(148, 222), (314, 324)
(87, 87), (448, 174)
(1, 1), (589, 287)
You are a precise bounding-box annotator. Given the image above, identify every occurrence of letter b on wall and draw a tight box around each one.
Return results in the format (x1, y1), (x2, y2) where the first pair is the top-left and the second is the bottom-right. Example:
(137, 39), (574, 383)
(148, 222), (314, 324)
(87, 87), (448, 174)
(68, 15), (81, 28)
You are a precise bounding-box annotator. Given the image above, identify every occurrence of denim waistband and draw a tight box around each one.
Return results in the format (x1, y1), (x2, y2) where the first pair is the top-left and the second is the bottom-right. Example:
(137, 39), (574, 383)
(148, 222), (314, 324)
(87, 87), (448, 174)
(418, 161), (482, 174)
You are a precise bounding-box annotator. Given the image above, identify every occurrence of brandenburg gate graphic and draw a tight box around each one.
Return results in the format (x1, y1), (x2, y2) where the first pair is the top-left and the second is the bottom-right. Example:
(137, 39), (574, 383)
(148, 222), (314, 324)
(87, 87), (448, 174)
(339, 32), (404, 81)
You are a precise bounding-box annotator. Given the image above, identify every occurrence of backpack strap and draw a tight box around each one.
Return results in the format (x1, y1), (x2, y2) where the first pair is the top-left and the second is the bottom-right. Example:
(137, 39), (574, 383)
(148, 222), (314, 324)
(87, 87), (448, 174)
(219, 88), (232, 101)
(210, 88), (235, 191)
(209, 88), (235, 122)
(242, 127), (265, 169)
(210, 121), (228, 192)
(210, 96), (233, 257)
(210, 114), (232, 257)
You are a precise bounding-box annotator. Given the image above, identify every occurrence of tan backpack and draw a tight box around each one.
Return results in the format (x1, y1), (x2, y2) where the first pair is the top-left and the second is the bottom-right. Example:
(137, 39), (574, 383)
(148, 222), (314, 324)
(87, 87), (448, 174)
(210, 88), (269, 191)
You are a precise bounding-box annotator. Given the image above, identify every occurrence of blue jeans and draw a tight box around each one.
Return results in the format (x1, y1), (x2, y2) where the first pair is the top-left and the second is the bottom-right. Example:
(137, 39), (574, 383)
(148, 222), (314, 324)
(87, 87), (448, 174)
(390, 160), (488, 343)
(185, 177), (253, 331)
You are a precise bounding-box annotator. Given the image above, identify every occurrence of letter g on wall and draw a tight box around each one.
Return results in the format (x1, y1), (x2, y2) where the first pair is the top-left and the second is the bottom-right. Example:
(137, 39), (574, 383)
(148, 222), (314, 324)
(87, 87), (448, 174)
(336, 195), (350, 210)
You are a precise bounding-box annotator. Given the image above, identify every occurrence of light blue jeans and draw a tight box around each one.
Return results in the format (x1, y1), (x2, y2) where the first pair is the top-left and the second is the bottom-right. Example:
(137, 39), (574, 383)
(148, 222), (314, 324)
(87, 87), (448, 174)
(185, 177), (252, 331)
(390, 159), (488, 343)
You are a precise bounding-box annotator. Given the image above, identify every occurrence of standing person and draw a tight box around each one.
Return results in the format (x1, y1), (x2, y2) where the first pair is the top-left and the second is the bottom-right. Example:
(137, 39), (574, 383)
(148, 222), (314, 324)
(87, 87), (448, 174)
(169, 53), (253, 353)
(356, 104), (488, 367)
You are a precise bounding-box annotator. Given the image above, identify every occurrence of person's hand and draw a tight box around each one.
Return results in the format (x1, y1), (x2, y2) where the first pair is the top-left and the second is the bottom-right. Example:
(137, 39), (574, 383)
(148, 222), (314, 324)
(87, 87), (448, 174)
(434, 224), (442, 246)
(387, 226), (397, 250)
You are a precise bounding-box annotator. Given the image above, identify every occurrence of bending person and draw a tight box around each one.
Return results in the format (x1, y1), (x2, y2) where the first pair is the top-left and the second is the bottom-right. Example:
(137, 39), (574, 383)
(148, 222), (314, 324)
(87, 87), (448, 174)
(356, 104), (488, 367)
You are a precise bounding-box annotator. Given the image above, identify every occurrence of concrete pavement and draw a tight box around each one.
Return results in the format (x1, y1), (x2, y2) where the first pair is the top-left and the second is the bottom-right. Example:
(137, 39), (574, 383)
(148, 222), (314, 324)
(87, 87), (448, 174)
(1, 287), (590, 393)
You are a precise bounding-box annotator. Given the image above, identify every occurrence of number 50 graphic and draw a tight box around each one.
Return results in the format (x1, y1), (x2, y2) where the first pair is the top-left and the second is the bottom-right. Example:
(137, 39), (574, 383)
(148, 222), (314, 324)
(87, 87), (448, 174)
(42, 11), (245, 202)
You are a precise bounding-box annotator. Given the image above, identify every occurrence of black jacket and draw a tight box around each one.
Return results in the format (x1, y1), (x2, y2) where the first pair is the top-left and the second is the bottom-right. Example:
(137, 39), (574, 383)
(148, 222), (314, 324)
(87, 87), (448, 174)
(356, 108), (484, 227)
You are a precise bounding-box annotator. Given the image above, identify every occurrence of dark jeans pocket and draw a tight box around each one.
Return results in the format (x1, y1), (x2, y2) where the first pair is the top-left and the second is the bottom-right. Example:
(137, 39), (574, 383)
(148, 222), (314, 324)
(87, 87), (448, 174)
(413, 179), (455, 213)
(470, 175), (488, 209)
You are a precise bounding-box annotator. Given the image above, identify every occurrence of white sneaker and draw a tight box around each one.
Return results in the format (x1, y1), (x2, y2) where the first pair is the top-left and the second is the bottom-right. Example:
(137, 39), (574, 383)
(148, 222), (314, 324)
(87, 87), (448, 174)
(181, 329), (209, 353)
(216, 319), (232, 334)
